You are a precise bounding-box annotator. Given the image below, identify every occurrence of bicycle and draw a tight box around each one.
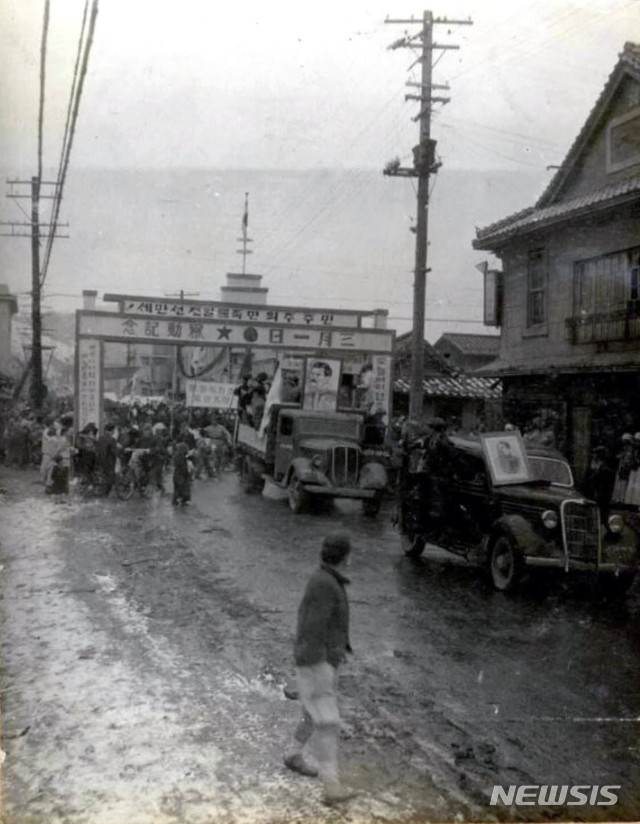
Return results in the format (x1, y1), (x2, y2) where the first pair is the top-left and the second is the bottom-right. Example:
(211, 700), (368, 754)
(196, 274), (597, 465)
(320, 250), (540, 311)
(115, 449), (152, 500)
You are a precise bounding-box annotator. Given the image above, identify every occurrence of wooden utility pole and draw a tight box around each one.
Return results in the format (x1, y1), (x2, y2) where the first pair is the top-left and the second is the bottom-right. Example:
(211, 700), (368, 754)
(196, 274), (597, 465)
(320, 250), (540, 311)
(384, 11), (472, 420)
(30, 176), (44, 409)
(1, 178), (68, 409)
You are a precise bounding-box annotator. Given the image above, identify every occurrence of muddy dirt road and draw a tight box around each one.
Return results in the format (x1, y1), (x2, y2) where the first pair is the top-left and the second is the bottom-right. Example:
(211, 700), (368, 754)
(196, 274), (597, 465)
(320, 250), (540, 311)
(1, 465), (639, 823)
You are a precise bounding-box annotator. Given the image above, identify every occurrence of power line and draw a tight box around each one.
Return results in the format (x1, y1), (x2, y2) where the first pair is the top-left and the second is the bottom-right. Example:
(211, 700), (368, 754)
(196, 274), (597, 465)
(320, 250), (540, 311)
(37, 0), (51, 184)
(41, 0), (99, 289)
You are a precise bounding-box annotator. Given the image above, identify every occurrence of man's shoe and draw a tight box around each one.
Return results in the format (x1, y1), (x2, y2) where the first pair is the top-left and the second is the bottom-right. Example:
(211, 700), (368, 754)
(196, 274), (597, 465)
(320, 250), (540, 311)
(283, 685), (299, 700)
(322, 786), (357, 806)
(283, 754), (318, 777)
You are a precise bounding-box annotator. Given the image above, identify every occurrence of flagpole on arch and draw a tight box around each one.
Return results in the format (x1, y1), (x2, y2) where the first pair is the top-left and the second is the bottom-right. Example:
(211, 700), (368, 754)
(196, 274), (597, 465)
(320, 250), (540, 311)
(238, 192), (252, 275)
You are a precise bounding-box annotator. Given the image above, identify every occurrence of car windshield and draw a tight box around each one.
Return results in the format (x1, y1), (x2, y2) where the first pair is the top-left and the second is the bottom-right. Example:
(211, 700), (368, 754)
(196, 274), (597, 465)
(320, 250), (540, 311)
(528, 456), (574, 487)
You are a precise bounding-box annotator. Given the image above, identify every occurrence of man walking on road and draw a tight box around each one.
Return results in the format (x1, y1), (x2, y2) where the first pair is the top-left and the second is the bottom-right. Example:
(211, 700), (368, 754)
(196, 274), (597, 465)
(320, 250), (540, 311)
(284, 533), (356, 806)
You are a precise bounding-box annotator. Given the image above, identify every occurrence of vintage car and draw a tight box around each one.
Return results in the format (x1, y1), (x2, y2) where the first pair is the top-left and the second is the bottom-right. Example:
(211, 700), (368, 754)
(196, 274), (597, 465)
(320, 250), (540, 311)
(396, 432), (639, 595)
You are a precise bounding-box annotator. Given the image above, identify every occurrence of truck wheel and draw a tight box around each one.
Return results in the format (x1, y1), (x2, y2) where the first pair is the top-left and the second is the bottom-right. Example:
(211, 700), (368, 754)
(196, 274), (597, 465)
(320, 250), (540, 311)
(288, 472), (308, 514)
(362, 493), (383, 518)
(241, 457), (263, 494)
(489, 533), (523, 592)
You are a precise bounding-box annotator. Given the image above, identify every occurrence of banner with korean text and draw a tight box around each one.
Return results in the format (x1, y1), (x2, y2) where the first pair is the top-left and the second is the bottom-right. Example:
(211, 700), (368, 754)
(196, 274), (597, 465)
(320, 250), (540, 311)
(185, 381), (238, 409)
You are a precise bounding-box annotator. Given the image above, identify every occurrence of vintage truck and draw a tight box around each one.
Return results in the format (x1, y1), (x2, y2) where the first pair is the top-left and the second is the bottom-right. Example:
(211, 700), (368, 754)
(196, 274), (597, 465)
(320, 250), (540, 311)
(235, 404), (388, 515)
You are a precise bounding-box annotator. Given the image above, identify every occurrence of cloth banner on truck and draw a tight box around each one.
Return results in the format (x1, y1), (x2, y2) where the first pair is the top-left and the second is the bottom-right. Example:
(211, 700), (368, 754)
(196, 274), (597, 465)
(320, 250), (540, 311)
(185, 381), (238, 409)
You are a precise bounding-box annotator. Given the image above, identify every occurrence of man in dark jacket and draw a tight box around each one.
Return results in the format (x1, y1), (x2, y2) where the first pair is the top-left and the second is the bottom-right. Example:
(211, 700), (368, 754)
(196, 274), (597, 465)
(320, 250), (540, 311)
(284, 533), (355, 806)
(95, 423), (118, 496)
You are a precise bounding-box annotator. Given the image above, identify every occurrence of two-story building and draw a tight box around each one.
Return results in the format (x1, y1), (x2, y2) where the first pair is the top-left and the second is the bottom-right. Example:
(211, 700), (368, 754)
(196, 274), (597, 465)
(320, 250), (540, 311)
(474, 42), (640, 480)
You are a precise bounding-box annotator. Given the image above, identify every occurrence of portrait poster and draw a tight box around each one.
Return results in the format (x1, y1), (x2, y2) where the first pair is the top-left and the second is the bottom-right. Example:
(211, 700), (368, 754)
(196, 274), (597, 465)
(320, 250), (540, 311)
(480, 431), (532, 486)
(302, 357), (341, 412)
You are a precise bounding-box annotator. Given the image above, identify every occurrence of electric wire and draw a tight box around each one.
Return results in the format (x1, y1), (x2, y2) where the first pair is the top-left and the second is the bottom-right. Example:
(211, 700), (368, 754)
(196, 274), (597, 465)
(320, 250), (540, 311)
(40, 0), (98, 290)
(37, 0), (51, 185)
(42, 0), (90, 278)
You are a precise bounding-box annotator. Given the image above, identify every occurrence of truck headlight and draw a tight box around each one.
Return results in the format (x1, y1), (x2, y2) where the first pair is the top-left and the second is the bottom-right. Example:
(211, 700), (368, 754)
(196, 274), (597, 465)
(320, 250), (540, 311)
(311, 453), (325, 471)
(607, 514), (624, 533)
(542, 510), (558, 529)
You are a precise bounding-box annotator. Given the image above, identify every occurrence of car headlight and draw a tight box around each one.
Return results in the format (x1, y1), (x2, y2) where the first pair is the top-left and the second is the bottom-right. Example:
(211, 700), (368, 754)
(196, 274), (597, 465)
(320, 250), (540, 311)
(542, 510), (558, 529)
(607, 514), (624, 533)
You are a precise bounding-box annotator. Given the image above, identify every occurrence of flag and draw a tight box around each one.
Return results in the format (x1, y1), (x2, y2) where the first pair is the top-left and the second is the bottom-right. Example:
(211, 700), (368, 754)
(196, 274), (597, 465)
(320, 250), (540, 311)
(259, 361), (283, 438)
(241, 192), (249, 232)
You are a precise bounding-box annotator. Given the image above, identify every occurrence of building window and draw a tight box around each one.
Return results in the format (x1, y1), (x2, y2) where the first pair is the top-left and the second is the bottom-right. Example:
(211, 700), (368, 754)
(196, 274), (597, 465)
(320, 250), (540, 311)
(573, 246), (640, 316)
(607, 106), (640, 173)
(527, 249), (546, 327)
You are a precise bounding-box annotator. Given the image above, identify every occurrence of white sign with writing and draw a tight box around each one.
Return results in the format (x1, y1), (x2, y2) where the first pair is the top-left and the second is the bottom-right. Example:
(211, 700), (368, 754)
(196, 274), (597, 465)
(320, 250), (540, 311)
(109, 296), (361, 328)
(78, 312), (394, 354)
(185, 381), (238, 409)
(77, 338), (102, 432)
(371, 354), (393, 420)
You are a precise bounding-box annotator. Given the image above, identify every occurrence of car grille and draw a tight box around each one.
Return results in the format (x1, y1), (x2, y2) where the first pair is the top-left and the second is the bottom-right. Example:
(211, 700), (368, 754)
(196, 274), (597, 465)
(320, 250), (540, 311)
(561, 500), (600, 562)
(331, 446), (359, 486)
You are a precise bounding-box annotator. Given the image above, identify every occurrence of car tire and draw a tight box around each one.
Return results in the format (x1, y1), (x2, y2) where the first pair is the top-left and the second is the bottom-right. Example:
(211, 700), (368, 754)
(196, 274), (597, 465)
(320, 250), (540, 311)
(288, 472), (308, 514)
(489, 533), (523, 592)
(401, 531), (426, 558)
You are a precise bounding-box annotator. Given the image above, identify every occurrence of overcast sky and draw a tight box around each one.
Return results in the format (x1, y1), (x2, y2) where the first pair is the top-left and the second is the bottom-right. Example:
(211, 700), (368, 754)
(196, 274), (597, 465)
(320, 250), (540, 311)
(1, 0), (640, 338)
(2, 0), (639, 174)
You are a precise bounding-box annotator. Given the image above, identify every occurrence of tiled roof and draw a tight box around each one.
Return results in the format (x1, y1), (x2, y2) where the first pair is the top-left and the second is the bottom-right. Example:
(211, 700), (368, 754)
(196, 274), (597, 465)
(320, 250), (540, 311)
(436, 332), (500, 356)
(474, 42), (640, 249)
(394, 332), (457, 376)
(474, 174), (640, 248)
(394, 375), (502, 399)
(537, 42), (640, 208)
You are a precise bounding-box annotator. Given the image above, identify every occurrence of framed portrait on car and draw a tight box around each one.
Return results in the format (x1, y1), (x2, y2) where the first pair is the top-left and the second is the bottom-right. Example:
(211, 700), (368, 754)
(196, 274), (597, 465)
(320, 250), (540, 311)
(480, 432), (532, 486)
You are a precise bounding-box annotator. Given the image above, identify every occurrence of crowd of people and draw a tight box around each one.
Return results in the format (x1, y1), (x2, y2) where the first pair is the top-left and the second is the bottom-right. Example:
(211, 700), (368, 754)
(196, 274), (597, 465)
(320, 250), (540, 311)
(0, 401), (235, 505)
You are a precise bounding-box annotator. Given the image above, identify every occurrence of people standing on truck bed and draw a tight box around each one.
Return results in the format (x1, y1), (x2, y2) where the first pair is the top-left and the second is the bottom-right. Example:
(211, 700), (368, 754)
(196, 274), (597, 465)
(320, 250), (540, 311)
(234, 374), (254, 424)
(249, 373), (268, 429)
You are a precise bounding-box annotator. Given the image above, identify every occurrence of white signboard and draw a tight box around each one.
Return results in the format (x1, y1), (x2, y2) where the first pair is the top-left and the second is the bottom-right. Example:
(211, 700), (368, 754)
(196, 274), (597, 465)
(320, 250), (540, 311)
(78, 312), (394, 354)
(185, 381), (238, 409)
(77, 338), (102, 432)
(106, 295), (361, 328)
(371, 354), (393, 420)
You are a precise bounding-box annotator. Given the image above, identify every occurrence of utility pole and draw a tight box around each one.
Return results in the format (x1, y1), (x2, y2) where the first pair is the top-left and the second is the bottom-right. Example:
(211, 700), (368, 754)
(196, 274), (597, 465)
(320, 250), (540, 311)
(30, 176), (43, 409)
(384, 11), (472, 420)
(1, 178), (68, 409)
